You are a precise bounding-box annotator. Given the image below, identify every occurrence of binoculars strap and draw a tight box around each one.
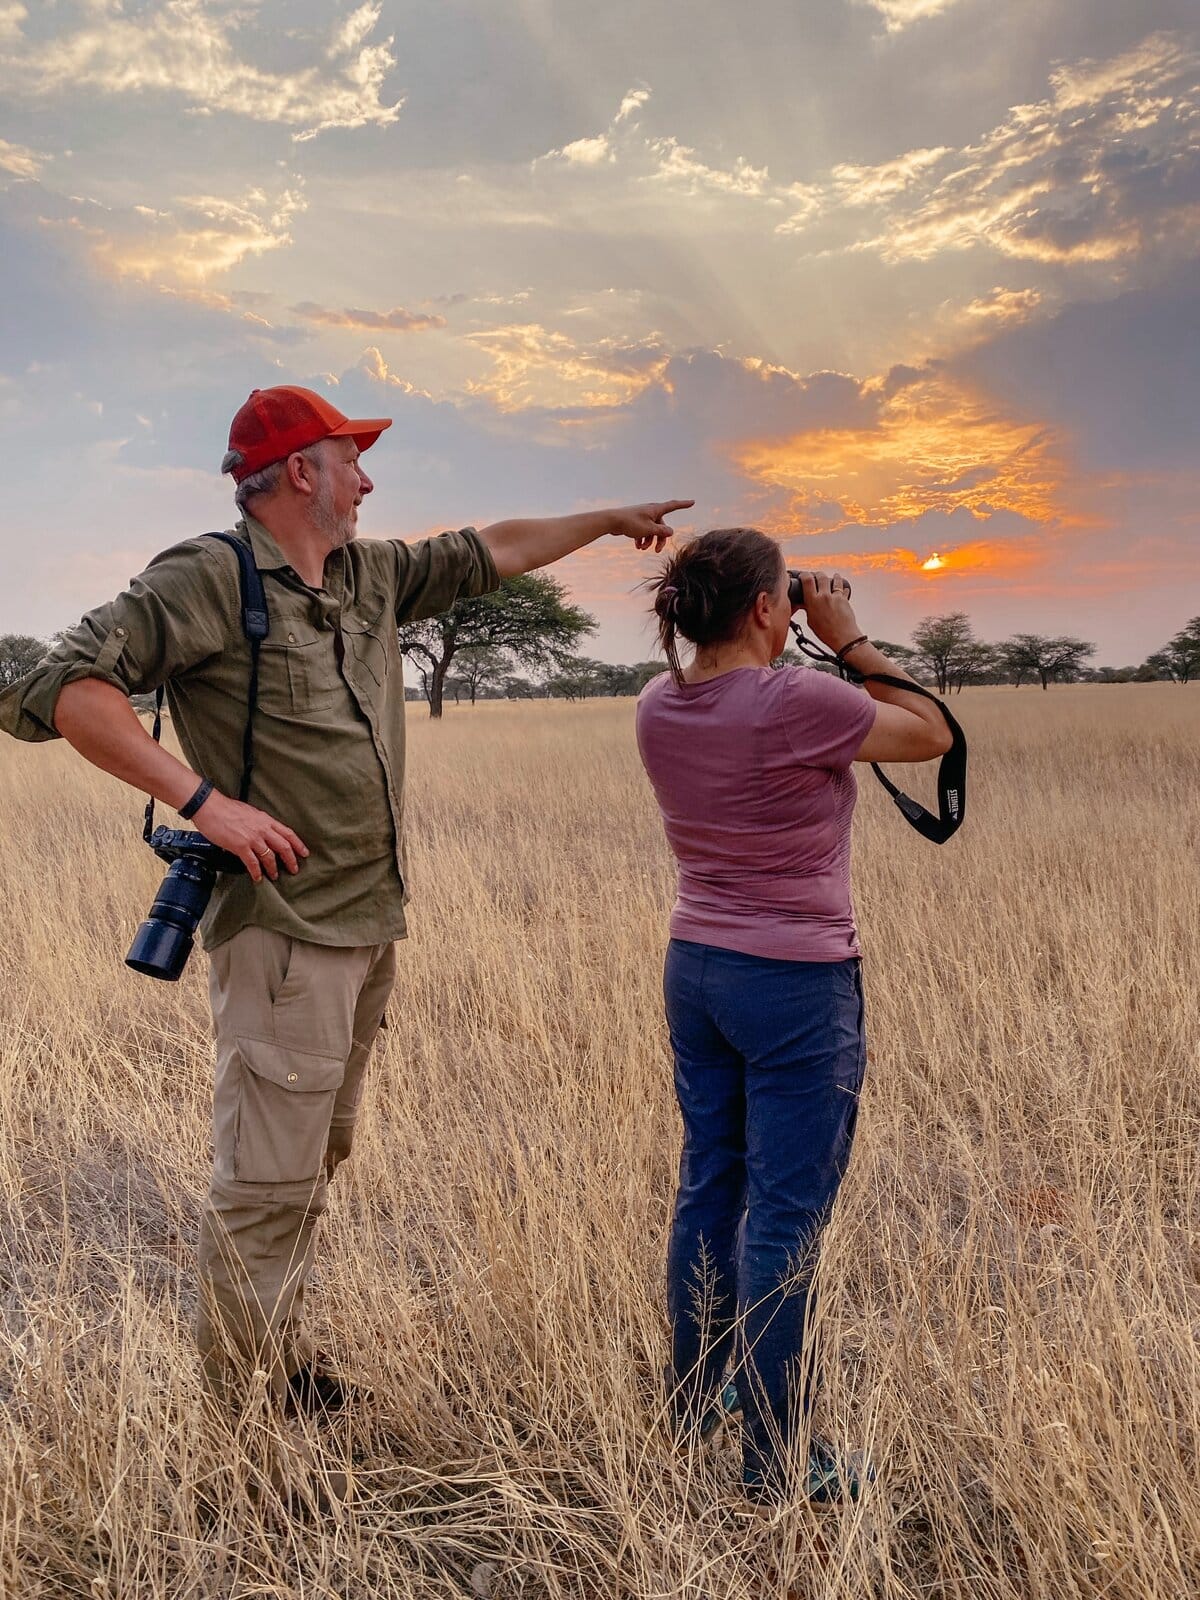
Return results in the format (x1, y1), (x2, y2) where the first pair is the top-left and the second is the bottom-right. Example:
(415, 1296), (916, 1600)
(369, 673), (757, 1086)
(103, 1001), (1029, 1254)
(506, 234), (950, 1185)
(142, 531), (270, 841)
(788, 621), (967, 844)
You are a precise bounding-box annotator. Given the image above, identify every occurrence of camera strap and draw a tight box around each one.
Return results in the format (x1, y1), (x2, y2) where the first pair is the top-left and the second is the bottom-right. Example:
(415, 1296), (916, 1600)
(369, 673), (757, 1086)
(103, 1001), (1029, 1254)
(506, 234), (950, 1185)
(142, 531), (269, 841)
(788, 619), (967, 844)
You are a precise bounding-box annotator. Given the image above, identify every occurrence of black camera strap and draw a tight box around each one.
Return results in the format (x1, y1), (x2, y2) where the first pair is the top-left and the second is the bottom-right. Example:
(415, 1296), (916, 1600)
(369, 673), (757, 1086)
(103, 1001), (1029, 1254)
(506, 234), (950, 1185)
(788, 619), (966, 844)
(142, 531), (269, 842)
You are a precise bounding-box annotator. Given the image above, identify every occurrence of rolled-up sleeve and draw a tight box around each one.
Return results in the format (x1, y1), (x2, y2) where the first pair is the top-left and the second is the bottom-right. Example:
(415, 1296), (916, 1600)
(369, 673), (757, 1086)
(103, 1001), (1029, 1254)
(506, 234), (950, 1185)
(0, 539), (232, 743)
(391, 528), (501, 624)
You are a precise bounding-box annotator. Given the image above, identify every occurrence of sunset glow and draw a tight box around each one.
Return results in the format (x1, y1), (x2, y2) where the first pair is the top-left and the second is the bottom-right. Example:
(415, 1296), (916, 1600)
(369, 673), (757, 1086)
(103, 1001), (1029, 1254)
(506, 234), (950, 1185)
(922, 553), (946, 571)
(733, 374), (1072, 533)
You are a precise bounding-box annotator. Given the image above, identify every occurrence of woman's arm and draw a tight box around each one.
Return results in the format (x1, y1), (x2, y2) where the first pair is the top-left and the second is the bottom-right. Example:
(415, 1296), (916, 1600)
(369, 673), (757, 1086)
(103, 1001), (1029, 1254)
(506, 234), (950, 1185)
(797, 573), (953, 763)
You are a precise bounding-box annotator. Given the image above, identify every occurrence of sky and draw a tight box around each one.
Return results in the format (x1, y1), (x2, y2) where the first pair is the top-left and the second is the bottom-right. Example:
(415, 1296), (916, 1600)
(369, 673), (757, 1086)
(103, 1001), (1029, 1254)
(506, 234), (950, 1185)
(0, 0), (1197, 667)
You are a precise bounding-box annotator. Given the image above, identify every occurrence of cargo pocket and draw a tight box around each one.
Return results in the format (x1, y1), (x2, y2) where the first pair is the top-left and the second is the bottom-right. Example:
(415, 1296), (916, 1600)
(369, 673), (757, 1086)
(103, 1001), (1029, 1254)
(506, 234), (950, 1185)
(232, 1035), (345, 1185)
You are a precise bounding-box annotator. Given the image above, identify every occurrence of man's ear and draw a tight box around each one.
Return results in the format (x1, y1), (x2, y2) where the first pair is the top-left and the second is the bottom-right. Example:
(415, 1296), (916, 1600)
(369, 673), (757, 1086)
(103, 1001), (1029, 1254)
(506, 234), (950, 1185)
(285, 450), (318, 497)
(755, 589), (774, 629)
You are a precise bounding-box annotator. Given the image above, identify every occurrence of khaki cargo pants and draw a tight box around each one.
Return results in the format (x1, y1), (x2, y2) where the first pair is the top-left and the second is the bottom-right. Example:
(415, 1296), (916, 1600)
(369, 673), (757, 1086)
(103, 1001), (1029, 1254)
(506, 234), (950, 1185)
(196, 925), (396, 1403)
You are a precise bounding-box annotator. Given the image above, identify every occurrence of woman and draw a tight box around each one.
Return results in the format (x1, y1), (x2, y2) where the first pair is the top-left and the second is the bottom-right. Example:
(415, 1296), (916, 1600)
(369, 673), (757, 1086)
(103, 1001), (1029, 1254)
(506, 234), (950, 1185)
(635, 527), (951, 1505)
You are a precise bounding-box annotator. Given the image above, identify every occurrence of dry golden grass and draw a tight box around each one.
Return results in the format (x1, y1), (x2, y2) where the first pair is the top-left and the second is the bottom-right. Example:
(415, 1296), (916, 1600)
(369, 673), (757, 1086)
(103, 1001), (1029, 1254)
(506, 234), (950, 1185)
(1, 682), (1198, 1598)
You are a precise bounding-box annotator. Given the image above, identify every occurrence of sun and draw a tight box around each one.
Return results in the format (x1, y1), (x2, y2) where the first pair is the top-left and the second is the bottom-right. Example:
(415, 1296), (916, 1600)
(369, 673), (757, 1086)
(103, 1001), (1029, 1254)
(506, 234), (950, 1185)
(921, 552), (947, 571)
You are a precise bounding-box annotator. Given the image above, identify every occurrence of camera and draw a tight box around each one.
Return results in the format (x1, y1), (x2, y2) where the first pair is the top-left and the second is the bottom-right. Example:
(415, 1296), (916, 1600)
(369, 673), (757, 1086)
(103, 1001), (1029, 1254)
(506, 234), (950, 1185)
(125, 827), (243, 982)
(788, 571), (852, 609)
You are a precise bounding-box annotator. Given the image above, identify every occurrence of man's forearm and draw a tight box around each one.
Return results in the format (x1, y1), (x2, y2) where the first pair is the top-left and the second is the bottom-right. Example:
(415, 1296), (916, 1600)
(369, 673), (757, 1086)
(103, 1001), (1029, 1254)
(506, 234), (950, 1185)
(477, 511), (618, 578)
(54, 678), (201, 811)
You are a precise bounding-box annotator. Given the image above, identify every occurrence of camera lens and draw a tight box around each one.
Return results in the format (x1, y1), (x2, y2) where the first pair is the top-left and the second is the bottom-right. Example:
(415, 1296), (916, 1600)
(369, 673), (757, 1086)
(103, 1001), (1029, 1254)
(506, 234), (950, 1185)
(125, 854), (218, 981)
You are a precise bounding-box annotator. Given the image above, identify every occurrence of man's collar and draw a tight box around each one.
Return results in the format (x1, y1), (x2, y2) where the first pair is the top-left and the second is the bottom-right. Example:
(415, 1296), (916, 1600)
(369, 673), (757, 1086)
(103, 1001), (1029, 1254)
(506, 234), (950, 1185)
(240, 514), (292, 572)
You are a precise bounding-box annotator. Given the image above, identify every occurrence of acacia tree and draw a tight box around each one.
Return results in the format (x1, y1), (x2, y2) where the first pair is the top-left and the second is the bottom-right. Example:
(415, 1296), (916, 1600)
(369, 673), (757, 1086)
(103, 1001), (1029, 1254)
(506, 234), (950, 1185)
(0, 634), (49, 689)
(545, 658), (605, 701)
(910, 613), (977, 695)
(397, 573), (594, 717)
(950, 640), (1002, 693)
(1000, 633), (1096, 690)
(451, 644), (506, 705)
(1145, 618), (1200, 684)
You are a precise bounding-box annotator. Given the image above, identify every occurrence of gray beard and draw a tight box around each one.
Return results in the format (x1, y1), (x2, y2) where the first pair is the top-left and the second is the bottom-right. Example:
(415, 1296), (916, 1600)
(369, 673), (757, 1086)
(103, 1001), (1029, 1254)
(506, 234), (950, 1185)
(310, 479), (357, 549)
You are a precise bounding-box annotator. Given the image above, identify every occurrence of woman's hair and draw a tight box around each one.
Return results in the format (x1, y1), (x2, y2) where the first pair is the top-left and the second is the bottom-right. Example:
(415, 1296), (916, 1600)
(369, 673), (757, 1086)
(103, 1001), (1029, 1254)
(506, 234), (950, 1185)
(648, 527), (785, 685)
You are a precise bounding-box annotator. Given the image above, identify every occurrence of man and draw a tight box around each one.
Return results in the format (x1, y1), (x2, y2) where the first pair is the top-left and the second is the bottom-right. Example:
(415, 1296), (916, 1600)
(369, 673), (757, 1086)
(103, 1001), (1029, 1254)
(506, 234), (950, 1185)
(0, 383), (692, 1411)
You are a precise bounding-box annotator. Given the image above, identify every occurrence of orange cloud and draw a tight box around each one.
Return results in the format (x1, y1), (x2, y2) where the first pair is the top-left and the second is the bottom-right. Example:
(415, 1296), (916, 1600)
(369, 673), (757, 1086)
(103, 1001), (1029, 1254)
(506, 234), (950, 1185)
(732, 372), (1074, 532)
(784, 540), (1046, 580)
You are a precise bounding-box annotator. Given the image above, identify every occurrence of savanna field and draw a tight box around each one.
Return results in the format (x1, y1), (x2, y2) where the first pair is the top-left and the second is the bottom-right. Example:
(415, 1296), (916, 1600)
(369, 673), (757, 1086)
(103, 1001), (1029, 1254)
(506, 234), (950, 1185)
(1, 683), (1198, 1600)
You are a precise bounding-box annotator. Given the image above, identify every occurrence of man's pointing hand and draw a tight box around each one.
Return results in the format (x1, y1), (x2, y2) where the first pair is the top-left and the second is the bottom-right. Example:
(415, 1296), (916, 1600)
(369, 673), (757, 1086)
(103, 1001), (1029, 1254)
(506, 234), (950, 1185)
(610, 500), (695, 552)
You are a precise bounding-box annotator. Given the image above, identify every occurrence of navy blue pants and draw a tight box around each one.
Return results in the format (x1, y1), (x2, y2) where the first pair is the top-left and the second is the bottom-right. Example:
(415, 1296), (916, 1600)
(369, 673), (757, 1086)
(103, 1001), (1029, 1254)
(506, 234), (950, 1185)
(663, 938), (867, 1496)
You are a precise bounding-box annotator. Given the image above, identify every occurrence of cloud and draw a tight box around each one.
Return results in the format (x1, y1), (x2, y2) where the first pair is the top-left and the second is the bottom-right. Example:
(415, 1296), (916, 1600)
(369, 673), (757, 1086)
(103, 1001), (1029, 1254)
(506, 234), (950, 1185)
(291, 302), (447, 333)
(354, 347), (427, 393)
(615, 88), (651, 123)
(731, 369), (1073, 533)
(0, 135), (45, 179)
(955, 261), (1200, 472)
(521, 34), (1197, 297)
(958, 286), (1044, 326)
(464, 324), (670, 412)
(552, 135), (615, 167)
(0, 0), (403, 141)
(0, 3), (25, 45)
(830, 146), (951, 207)
(39, 184), (306, 285)
(536, 89), (651, 167)
(852, 30), (1200, 267)
(860, 0), (966, 35)
(328, 2), (382, 60)
(535, 84), (809, 208)
(781, 530), (1046, 581)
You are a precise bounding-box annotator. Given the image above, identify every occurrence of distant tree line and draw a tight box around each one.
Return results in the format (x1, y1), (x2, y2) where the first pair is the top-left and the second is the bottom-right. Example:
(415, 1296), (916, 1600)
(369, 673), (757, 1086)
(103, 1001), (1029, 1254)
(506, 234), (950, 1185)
(3, 608), (1197, 719)
(889, 613), (1200, 693)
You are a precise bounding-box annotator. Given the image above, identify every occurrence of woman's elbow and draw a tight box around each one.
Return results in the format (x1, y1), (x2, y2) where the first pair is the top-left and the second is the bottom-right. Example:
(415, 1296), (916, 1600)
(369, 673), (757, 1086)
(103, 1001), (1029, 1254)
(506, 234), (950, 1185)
(929, 721), (954, 758)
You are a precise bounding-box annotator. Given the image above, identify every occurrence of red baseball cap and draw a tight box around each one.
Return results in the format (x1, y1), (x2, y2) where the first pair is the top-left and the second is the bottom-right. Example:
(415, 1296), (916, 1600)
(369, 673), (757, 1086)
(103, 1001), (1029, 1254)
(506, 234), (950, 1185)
(222, 385), (392, 482)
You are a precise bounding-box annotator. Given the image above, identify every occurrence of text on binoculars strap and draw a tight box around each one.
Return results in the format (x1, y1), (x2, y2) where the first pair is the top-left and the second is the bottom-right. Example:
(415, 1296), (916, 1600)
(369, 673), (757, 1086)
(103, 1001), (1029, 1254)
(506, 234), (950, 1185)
(142, 530), (269, 841)
(787, 619), (967, 845)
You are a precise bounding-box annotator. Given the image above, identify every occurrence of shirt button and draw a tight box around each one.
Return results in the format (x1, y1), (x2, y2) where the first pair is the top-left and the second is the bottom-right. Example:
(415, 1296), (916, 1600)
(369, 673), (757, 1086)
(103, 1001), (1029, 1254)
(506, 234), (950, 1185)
(114, 626), (127, 638)
(287, 632), (297, 643)
(287, 1072), (298, 1083)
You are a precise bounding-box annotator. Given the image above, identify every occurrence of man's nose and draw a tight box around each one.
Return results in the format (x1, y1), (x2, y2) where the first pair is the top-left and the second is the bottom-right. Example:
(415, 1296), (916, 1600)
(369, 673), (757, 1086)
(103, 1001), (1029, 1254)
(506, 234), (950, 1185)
(358, 468), (374, 495)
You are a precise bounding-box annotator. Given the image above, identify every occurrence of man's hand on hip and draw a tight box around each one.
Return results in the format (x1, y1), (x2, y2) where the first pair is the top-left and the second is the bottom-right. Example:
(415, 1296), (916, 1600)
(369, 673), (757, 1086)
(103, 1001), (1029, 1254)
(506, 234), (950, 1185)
(193, 791), (309, 883)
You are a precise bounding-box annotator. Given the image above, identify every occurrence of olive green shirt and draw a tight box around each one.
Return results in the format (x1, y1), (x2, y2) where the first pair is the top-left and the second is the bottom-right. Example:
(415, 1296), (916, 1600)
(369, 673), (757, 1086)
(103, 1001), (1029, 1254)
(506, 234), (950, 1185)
(0, 517), (500, 950)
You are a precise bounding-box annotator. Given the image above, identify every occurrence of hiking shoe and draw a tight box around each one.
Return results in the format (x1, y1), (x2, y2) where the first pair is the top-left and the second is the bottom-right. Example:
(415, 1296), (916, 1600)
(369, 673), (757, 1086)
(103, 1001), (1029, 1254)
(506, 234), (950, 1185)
(284, 1362), (369, 1419)
(697, 1380), (743, 1442)
(803, 1438), (875, 1505)
(743, 1438), (875, 1508)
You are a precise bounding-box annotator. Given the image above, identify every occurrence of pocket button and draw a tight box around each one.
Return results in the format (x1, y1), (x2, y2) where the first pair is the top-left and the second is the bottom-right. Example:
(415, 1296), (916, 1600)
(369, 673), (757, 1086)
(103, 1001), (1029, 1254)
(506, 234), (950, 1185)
(287, 1072), (298, 1082)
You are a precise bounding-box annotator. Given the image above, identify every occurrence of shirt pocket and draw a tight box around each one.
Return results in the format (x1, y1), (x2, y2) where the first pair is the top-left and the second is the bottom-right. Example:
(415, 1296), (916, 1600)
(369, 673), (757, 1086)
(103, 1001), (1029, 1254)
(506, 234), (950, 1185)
(257, 619), (341, 715)
(340, 593), (392, 692)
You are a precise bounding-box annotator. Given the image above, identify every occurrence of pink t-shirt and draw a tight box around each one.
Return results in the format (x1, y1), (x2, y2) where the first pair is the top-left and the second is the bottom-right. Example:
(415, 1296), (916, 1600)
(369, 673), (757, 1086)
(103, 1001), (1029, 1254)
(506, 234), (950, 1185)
(636, 665), (877, 962)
